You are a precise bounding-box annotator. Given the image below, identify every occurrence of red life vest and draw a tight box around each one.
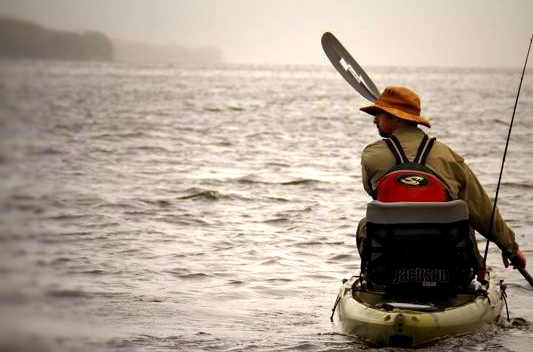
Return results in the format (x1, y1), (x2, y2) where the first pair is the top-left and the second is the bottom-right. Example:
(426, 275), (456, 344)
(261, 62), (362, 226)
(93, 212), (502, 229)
(375, 135), (449, 202)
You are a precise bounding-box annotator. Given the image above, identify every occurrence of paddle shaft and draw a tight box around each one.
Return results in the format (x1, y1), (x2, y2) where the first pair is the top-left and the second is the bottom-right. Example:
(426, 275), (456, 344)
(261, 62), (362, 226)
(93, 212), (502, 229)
(517, 265), (533, 287)
(482, 33), (533, 287)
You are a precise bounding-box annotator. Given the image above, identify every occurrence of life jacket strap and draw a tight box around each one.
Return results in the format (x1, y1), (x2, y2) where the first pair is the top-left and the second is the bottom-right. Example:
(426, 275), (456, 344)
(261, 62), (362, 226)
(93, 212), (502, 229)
(384, 134), (436, 166)
(384, 136), (408, 164)
(414, 135), (429, 163)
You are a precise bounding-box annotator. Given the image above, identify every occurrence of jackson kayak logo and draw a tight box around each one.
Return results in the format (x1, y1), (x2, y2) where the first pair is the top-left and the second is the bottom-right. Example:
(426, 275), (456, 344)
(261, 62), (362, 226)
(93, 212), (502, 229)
(396, 174), (429, 187)
(393, 268), (449, 286)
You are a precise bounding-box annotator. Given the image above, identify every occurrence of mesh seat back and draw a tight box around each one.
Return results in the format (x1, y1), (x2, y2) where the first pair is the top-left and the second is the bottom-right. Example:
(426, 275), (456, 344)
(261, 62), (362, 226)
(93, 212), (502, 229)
(363, 200), (477, 297)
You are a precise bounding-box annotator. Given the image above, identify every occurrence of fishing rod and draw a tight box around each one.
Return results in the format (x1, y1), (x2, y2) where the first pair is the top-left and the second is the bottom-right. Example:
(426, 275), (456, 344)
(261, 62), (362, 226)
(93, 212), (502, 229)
(482, 33), (533, 288)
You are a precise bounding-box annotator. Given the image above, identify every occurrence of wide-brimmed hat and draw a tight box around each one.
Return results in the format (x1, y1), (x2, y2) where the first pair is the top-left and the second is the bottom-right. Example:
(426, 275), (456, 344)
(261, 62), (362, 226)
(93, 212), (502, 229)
(360, 86), (431, 128)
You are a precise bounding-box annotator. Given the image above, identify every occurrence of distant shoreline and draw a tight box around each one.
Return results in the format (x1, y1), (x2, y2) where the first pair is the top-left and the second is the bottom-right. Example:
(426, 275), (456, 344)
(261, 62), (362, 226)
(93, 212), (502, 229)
(0, 17), (223, 65)
(0, 17), (114, 61)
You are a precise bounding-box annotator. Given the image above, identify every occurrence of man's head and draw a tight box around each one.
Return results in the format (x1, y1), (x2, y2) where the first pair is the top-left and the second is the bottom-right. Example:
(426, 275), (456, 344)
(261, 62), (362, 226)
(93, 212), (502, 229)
(360, 86), (430, 137)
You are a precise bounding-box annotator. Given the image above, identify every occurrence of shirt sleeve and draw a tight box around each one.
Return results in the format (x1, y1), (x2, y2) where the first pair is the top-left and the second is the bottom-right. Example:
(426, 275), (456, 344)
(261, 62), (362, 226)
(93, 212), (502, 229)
(455, 159), (519, 256)
(361, 149), (375, 198)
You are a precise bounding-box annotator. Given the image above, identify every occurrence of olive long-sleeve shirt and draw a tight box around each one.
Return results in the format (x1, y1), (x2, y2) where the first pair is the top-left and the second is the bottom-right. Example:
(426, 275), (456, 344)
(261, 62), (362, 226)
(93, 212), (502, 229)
(361, 124), (519, 256)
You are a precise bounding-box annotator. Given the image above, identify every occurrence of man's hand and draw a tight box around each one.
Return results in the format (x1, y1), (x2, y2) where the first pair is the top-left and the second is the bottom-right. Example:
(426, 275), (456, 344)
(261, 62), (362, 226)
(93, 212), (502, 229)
(503, 248), (527, 269)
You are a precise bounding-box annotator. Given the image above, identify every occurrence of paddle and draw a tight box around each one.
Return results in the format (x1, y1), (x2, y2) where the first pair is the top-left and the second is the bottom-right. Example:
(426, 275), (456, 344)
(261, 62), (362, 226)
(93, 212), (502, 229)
(321, 32), (380, 102)
(516, 265), (533, 287)
(501, 248), (533, 288)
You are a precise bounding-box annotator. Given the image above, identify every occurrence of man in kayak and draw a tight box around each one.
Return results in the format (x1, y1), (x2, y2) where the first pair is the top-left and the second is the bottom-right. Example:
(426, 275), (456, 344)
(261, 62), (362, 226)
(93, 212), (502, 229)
(356, 86), (527, 274)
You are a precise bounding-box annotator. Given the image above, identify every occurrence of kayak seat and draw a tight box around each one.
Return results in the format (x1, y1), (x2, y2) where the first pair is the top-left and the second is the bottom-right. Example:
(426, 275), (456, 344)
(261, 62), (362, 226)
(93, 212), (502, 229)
(361, 200), (478, 298)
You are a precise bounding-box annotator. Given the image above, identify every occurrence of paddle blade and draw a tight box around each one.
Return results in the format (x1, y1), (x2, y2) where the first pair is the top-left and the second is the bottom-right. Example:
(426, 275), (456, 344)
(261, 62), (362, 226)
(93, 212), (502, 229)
(321, 32), (380, 102)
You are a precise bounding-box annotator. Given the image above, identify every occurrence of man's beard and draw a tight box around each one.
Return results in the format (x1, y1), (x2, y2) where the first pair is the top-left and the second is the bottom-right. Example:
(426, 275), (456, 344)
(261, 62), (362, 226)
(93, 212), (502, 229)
(377, 126), (390, 138)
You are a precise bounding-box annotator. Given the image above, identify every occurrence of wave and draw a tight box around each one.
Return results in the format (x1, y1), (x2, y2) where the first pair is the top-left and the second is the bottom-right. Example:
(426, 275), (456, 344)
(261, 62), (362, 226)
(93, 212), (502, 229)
(133, 296), (165, 303)
(327, 253), (353, 261)
(500, 181), (533, 190)
(235, 176), (262, 184)
(202, 102), (251, 112)
(80, 269), (105, 275)
(169, 216), (212, 226)
(175, 272), (211, 280)
(264, 161), (291, 168)
(235, 176), (321, 186)
(264, 277), (293, 283)
(489, 118), (510, 126)
(263, 217), (289, 224)
(176, 188), (254, 202)
(45, 213), (90, 221)
(129, 145), (173, 153)
(260, 258), (280, 265)
(92, 131), (153, 140)
(177, 189), (223, 200)
(265, 196), (289, 202)
(45, 289), (126, 299)
(292, 240), (345, 248)
(140, 199), (172, 207)
(280, 179), (319, 186)
(227, 279), (245, 286)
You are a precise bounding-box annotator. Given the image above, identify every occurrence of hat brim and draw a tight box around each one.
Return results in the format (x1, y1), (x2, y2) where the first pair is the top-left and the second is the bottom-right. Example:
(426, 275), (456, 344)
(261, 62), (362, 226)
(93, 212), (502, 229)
(360, 104), (431, 128)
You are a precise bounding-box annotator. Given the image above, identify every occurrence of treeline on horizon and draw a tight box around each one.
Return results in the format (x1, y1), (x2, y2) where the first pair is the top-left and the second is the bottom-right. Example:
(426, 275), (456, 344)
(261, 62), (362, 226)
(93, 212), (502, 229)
(0, 17), (113, 61)
(0, 17), (224, 64)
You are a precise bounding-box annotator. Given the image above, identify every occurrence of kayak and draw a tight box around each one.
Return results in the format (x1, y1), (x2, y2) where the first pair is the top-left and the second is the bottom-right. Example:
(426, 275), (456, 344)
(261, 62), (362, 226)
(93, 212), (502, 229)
(335, 270), (504, 347)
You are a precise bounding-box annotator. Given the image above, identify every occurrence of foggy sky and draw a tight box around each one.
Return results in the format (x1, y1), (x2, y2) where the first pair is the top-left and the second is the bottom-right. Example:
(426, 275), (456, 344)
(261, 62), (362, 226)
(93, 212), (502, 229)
(1, 0), (532, 67)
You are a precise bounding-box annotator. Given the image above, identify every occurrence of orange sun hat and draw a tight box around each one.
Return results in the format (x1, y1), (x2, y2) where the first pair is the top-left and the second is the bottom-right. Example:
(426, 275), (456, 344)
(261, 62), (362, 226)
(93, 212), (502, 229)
(360, 86), (431, 128)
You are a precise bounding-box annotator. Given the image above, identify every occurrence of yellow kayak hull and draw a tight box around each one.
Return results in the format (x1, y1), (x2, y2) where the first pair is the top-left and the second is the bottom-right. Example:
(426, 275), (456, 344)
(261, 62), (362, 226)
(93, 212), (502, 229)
(337, 272), (503, 347)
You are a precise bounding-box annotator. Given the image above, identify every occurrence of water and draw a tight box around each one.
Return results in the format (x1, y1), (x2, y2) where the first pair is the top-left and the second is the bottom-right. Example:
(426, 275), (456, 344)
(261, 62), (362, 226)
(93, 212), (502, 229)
(0, 60), (532, 352)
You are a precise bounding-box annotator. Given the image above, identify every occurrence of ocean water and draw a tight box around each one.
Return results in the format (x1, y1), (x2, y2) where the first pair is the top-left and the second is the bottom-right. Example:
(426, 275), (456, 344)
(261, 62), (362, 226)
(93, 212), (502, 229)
(0, 60), (532, 352)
